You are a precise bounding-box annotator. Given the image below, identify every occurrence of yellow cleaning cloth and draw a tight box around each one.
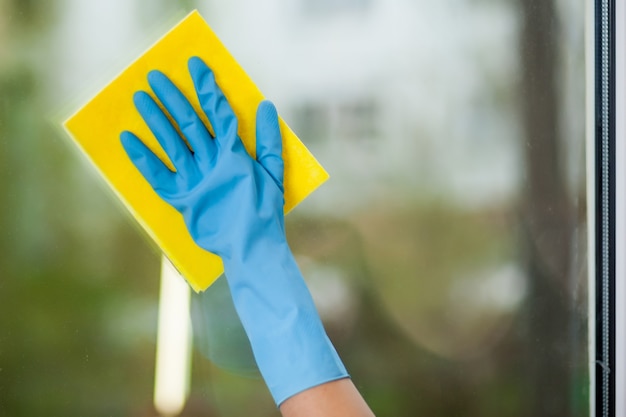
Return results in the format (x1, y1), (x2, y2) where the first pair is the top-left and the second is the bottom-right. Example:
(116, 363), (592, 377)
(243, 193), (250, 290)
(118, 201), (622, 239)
(64, 10), (329, 292)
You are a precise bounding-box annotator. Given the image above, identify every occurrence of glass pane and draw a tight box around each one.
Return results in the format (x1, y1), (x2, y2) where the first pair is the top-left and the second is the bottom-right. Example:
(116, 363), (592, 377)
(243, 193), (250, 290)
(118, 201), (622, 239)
(0, 0), (588, 416)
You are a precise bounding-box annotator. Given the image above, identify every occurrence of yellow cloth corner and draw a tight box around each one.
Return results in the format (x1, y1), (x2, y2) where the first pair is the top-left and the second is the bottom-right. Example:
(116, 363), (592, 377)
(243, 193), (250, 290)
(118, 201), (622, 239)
(63, 10), (329, 292)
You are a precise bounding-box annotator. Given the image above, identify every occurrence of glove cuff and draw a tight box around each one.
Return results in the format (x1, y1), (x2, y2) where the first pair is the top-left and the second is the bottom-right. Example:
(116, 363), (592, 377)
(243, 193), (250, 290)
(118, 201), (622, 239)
(223, 240), (349, 406)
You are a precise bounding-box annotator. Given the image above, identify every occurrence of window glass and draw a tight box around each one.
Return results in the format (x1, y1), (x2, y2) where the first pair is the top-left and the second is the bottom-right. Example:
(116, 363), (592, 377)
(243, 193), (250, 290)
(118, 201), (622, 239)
(0, 0), (588, 416)
(299, 0), (372, 16)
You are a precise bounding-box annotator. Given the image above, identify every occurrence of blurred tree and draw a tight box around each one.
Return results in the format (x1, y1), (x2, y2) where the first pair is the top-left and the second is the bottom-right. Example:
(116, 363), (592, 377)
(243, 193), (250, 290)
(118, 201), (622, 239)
(517, 0), (586, 416)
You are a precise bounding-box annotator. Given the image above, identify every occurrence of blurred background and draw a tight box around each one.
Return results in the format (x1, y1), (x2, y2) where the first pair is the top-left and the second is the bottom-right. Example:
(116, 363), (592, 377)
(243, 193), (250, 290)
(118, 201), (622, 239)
(0, 0), (588, 416)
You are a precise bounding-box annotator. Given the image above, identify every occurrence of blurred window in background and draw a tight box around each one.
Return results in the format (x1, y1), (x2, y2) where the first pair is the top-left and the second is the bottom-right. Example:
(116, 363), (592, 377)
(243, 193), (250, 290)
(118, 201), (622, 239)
(337, 99), (380, 143)
(293, 102), (329, 145)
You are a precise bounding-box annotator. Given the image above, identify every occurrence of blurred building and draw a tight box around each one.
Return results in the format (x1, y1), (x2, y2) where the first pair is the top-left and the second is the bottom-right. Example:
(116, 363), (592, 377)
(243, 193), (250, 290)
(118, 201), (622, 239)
(201, 0), (521, 215)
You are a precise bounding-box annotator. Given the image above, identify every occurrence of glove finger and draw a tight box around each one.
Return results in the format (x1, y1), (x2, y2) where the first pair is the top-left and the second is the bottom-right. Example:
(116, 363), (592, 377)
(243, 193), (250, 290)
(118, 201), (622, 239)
(147, 70), (216, 166)
(255, 100), (284, 190)
(188, 57), (239, 147)
(134, 91), (195, 173)
(120, 130), (177, 198)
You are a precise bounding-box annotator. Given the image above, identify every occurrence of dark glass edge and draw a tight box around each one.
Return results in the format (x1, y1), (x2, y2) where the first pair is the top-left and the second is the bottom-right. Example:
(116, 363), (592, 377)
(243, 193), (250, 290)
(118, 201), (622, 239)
(594, 0), (616, 416)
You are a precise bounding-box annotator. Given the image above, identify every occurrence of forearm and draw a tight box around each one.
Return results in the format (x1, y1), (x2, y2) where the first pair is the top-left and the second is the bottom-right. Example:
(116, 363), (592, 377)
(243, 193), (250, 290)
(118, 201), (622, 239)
(280, 379), (376, 417)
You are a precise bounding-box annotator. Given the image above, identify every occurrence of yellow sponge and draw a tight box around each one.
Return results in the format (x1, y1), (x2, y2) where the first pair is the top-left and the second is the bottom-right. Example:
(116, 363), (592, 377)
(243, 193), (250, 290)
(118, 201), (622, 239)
(64, 10), (329, 292)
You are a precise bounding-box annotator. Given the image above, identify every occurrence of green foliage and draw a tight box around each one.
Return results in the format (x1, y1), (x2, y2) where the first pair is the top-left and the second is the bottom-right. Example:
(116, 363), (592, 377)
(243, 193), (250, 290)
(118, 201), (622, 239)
(0, 50), (161, 417)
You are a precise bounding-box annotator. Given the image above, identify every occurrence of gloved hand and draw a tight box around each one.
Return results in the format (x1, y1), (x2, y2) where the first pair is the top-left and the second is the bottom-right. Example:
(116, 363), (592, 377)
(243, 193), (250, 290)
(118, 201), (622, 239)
(120, 56), (348, 406)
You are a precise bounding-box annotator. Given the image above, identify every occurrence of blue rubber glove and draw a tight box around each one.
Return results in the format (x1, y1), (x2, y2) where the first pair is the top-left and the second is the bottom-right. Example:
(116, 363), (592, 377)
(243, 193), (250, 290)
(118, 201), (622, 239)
(120, 57), (348, 405)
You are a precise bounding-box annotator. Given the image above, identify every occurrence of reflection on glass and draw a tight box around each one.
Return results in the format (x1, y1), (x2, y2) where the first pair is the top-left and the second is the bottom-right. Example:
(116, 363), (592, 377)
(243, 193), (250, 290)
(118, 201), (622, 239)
(0, 0), (587, 416)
